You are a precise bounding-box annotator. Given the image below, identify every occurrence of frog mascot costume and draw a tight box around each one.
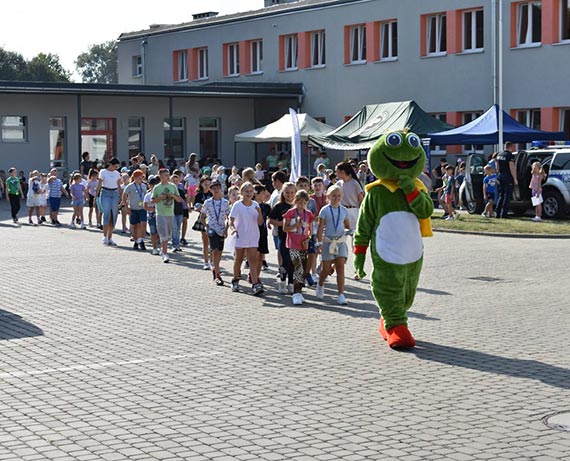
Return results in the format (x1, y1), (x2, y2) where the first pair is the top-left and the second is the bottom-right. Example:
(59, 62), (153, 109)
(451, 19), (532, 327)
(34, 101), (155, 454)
(353, 130), (433, 349)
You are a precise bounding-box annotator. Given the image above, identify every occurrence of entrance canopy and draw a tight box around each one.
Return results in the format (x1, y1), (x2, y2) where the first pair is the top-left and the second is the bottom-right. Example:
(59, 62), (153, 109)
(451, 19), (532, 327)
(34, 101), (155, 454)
(428, 105), (566, 145)
(308, 100), (454, 150)
(234, 113), (334, 143)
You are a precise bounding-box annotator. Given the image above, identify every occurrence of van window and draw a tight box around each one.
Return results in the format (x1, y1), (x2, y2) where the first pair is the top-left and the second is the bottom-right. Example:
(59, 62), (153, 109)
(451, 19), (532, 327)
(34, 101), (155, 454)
(550, 153), (570, 171)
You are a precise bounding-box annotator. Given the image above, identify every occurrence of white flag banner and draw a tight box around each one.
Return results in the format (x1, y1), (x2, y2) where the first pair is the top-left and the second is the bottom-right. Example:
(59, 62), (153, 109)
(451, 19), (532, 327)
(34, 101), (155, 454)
(289, 107), (302, 183)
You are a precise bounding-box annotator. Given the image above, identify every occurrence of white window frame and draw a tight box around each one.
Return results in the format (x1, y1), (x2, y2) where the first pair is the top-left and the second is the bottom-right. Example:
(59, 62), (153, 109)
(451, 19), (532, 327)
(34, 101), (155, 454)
(250, 40), (263, 74)
(128, 117), (144, 157)
(429, 113), (447, 154)
(284, 34), (298, 70)
(1, 116), (28, 143)
(462, 9), (484, 52)
(516, 108), (541, 149)
(380, 21), (398, 61)
(427, 13), (447, 56)
(350, 24), (367, 64)
(311, 30), (326, 68)
(198, 47), (209, 80)
(560, 0), (570, 41)
(517, 1), (542, 47)
(462, 112), (484, 153)
(163, 117), (186, 158)
(132, 55), (142, 77)
(199, 118), (221, 157)
(227, 43), (239, 76)
(177, 50), (188, 81)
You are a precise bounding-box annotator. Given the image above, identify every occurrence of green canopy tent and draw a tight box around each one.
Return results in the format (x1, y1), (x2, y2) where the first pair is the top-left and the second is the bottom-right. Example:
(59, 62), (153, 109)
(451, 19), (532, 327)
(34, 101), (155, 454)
(308, 100), (455, 151)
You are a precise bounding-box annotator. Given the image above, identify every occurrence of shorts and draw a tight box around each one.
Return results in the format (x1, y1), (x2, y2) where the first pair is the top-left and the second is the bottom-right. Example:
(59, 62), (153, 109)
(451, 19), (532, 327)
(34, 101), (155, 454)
(258, 231), (269, 255)
(148, 214), (158, 235)
(88, 194), (95, 208)
(48, 197), (61, 212)
(307, 235), (316, 255)
(183, 209), (189, 219)
(209, 232), (225, 251)
(444, 193), (454, 205)
(156, 215), (173, 243)
(130, 209), (148, 225)
(187, 185), (198, 197)
(71, 200), (84, 207)
(322, 240), (349, 261)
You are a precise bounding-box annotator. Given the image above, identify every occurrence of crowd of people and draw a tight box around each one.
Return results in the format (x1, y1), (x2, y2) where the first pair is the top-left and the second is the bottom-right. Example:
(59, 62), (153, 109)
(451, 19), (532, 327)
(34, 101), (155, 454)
(2, 152), (370, 306)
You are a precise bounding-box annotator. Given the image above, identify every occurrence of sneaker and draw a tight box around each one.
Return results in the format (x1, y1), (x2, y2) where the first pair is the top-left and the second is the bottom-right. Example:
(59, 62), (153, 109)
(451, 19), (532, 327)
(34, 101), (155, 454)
(139, 242), (146, 251)
(55, 220), (62, 227)
(13, 217), (18, 223)
(180, 238), (188, 246)
(231, 279), (240, 292)
(203, 263), (210, 270)
(70, 223), (76, 229)
(277, 281), (287, 294)
(80, 224), (86, 229)
(76, 217), (81, 225)
(152, 248), (160, 255)
(491, 212), (497, 218)
(441, 214), (449, 220)
(337, 293), (348, 305)
(215, 276), (224, 286)
(108, 240), (117, 247)
(102, 237), (109, 245)
(292, 293), (305, 305)
(306, 274), (316, 287)
(481, 212), (488, 218)
(532, 216), (542, 222)
(88, 221), (93, 227)
(28, 218), (33, 225)
(40, 216), (46, 223)
(173, 247), (182, 252)
(287, 284), (294, 295)
(133, 242), (139, 250)
(162, 253), (170, 263)
(316, 284), (325, 299)
(97, 224), (103, 230)
(445, 215), (454, 221)
(262, 260), (269, 271)
(252, 283), (264, 296)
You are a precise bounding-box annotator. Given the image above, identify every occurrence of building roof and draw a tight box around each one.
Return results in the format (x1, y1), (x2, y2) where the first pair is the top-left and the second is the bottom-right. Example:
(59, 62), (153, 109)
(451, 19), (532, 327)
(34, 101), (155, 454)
(0, 81), (304, 99)
(119, 0), (364, 41)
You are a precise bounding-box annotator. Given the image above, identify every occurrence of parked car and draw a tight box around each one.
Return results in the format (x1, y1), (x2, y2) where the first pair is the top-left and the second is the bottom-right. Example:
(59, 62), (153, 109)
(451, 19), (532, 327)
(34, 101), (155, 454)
(462, 146), (570, 218)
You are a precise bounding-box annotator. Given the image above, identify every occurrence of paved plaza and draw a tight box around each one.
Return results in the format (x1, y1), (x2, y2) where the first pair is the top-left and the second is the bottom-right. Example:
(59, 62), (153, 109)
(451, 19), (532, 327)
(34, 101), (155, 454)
(0, 200), (569, 461)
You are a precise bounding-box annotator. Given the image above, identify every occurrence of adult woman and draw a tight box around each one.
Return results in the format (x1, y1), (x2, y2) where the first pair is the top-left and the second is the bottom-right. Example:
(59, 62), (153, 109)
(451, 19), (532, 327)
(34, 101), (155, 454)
(95, 157), (122, 246)
(186, 153), (198, 173)
(148, 154), (160, 176)
(278, 152), (289, 172)
(194, 176), (213, 270)
(335, 161), (364, 232)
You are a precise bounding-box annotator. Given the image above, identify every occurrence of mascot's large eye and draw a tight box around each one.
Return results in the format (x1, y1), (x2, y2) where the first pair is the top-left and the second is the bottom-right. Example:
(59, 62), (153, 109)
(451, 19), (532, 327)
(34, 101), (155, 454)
(386, 132), (403, 148)
(407, 134), (421, 149)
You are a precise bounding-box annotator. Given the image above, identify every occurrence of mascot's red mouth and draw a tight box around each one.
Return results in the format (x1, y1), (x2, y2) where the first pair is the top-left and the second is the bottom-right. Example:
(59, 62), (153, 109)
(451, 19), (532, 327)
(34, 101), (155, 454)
(383, 153), (420, 169)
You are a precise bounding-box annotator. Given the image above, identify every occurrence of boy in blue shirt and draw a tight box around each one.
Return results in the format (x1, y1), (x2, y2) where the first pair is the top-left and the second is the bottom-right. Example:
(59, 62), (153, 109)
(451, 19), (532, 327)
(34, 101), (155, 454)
(482, 165), (499, 218)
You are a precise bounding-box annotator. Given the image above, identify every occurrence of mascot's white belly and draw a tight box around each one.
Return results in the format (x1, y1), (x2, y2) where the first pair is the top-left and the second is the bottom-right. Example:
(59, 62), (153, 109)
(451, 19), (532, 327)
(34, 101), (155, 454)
(375, 211), (423, 264)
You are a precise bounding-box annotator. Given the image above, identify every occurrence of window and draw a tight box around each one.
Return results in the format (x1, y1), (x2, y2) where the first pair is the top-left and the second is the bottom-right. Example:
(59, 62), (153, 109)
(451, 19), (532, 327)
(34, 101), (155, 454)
(1, 116), (27, 142)
(561, 0), (570, 41)
(251, 40), (263, 74)
(350, 25), (367, 63)
(284, 34), (298, 70)
(516, 109), (541, 149)
(427, 13), (447, 55)
(175, 50), (188, 81)
(462, 112), (483, 152)
(164, 117), (185, 158)
(228, 43), (239, 76)
(551, 152), (570, 170)
(463, 9), (484, 51)
(49, 117), (66, 167)
(199, 118), (220, 157)
(517, 2), (542, 46)
(561, 108), (570, 140)
(429, 113), (447, 153)
(132, 55), (142, 77)
(311, 30), (326, 67)
(128, 117), (144, 158)
(198, 47), (208, 80)
(381, 21), (398, 60)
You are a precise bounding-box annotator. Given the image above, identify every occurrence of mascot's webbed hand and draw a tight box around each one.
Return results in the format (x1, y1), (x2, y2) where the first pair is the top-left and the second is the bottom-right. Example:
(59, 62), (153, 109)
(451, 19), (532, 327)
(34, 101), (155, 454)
(354, 253), (367, 279)
(397, 175), (416, 194)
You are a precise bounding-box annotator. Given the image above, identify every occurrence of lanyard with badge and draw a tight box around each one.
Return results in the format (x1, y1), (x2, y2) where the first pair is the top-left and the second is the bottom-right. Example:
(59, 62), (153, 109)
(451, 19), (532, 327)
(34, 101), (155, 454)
(212, 199), (223, 226)
(330, 206), (341, 236)
(134, 183), (145, 207)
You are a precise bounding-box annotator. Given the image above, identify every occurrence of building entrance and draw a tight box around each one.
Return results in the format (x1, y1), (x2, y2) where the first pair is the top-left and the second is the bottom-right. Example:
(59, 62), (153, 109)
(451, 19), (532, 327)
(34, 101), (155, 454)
(81, 118), (116, 165)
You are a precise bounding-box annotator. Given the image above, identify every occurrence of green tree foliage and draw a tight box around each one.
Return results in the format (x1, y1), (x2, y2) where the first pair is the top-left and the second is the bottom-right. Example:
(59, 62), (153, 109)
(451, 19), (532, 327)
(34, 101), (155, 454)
(75, 41), (118, 84)
(0, 47), (71, 82)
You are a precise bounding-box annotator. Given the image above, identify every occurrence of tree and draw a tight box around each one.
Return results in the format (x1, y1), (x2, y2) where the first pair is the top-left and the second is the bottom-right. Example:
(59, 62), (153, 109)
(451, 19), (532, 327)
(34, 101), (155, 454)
(0, 48), (28, 80)
(75, 41), (118, 84)
(26, 53), (71, 82)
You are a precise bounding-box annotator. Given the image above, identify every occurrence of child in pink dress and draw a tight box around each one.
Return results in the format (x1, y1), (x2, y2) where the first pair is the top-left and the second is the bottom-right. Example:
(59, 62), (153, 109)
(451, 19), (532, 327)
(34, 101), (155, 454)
(529, 161), (546, 222)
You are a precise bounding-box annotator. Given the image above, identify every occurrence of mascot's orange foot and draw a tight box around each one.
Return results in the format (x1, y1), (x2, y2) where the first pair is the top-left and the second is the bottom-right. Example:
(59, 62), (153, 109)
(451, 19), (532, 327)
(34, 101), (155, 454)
(386, 325), (416, 349)
(378, 318), (388, 341)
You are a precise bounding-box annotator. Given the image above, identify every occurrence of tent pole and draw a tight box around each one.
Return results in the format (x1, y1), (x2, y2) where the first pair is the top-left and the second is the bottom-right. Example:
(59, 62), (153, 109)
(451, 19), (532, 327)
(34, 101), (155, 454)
(255, 143), (258, 166)
(233, 142), (237, 167)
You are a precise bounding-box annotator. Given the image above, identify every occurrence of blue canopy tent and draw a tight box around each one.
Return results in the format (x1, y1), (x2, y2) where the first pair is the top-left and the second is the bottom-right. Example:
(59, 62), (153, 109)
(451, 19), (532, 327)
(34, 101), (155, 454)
(428, 105), (566, 144)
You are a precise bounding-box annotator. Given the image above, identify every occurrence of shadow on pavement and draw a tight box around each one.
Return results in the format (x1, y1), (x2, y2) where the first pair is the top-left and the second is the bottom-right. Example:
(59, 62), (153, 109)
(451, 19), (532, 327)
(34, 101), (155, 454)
(0, 309), (44, 340)
(413, 340), (570, 390)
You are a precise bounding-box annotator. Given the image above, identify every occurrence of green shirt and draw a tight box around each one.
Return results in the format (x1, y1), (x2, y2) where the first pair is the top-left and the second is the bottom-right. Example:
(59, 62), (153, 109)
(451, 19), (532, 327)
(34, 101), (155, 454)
(152, 183), (179, 217)
(6, 176), (20, 195)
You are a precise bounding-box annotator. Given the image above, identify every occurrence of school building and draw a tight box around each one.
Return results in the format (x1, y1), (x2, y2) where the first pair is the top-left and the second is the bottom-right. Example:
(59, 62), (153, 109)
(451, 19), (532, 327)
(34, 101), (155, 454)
(2, 0), (570, 174)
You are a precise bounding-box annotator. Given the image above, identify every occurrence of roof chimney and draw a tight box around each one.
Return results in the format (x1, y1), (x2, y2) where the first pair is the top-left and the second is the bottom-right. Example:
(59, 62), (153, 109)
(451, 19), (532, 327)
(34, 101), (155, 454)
(192, 11), (219, 20)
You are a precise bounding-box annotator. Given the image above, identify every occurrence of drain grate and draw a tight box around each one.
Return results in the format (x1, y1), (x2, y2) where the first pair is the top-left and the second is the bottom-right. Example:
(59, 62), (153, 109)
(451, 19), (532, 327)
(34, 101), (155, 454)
(467, 276), (504, 283)
(543, 411), (570, 432)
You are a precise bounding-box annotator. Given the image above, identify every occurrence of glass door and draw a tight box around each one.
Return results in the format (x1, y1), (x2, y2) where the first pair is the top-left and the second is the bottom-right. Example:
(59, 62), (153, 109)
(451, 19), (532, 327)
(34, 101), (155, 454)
(81, 118), (116, 166)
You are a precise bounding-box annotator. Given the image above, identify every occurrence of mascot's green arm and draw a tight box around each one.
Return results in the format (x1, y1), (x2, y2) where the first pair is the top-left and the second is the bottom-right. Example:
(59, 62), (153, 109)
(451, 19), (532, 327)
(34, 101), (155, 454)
(354, 192), (376, 252)
(407, 189), (434, 220)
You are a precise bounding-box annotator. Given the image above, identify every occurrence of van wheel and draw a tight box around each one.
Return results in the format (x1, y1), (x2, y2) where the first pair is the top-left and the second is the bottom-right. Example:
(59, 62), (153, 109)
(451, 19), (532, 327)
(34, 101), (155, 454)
(542, 189), (566, 219)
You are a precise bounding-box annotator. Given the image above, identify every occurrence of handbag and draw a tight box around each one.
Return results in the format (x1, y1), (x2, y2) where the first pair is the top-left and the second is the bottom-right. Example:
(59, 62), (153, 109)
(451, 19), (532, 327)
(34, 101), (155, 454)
(192, 218), (206, 232)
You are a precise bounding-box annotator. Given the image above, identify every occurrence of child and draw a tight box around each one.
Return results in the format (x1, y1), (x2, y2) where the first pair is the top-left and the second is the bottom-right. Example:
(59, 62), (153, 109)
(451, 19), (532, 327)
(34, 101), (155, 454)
(227, 185), (240, 208)
(173, 169), (190, 246)
(283, 190), (314, 305)
(26, 171), (42, 225)
(216, 166), (228, 194)
(201, 179), (231, 285)
(254, 163), (265, 183)
(228, 166), (241, 187)
(38, 173), (49, 223)
(87, 169), (100, 227)
(194, 176), (213, 270)
(438, 165), (458, 220)
(119, 172), (130, 234)
(6, 167), (23, 223)
(151, 168), (182, 263)
(254, 184), (271, 274)
(184, 166), (200, 208)
(171, 173), (185, 252)
(144, 175), (161, 255)
(529, 161), (546, 222)
(122, 169), (148, 250)
(482, 165), (499, 218)
(316, 186), (350, 305)
(69, 173), (87, 228)
(229, 182), (264, 295)
(296, 176), (317, 287)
